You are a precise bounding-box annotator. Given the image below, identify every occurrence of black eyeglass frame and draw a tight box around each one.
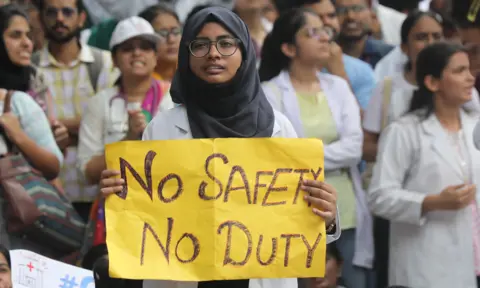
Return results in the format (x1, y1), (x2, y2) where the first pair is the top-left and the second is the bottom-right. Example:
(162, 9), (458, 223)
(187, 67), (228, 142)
(187, 38), (242, 58)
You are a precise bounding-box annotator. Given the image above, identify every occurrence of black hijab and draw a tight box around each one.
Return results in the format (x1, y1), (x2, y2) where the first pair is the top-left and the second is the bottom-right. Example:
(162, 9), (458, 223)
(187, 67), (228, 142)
(0, 4), (32, 92)
(170, 6), (274, 139)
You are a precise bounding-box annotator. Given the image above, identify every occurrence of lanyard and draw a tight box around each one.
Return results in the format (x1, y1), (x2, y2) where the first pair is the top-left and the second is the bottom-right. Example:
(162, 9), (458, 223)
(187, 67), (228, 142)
(108, 79), (161, 117)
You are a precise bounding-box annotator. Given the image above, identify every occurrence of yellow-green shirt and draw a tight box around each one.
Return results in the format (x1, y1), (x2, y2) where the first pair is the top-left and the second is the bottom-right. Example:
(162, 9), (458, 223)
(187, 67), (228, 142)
(296, 91), (356, 230)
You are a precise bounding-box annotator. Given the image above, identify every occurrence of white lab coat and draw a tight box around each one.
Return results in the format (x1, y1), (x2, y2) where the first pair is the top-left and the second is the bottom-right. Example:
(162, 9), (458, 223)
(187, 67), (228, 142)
(141, 106), (341, 288)
(368, 110), (480, 288)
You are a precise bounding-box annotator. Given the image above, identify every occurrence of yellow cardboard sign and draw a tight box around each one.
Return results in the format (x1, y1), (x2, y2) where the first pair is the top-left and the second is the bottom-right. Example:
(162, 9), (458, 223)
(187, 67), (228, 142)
(105, 138), (326, 281)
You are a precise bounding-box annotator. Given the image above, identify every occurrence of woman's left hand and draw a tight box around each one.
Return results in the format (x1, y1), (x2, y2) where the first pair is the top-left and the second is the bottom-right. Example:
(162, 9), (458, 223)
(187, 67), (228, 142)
(302, 179), (337, 226)
(0, 112), (22, 141)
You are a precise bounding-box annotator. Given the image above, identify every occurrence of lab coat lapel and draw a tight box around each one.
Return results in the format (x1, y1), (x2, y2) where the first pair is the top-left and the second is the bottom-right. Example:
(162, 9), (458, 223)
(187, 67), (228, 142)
(421, 112), (465, 180)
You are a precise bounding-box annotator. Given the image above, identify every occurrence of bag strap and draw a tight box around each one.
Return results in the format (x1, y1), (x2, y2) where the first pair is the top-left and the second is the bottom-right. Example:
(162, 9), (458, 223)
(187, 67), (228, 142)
(1, 91), (14, 152)
(87, 47), (104, 92)
(380, 77), (393, 130)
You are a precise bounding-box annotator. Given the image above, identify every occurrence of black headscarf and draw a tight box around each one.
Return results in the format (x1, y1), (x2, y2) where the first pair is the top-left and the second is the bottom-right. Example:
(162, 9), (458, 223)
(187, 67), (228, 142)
(0, 4), (33, 92)
(170, 6), (275, 139)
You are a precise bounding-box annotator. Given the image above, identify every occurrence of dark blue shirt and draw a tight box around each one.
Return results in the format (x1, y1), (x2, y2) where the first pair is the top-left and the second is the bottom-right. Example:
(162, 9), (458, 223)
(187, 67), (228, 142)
(360, 37), (394, 69)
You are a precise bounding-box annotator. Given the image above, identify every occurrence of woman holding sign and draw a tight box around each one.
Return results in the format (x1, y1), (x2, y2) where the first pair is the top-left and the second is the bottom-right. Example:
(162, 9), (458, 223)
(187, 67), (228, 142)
(99, 6), (340, 288)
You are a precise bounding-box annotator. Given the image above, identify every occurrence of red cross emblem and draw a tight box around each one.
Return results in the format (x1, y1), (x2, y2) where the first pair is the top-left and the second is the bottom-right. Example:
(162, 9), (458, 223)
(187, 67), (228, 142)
(27, 262), (34, 272)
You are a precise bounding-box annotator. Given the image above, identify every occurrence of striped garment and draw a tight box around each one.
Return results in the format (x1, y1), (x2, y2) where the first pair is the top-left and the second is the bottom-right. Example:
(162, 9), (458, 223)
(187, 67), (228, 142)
(36, 43), (119, 202)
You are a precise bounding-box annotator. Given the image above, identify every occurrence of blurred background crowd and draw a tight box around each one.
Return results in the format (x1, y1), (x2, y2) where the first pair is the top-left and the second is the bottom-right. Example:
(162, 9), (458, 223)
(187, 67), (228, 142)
(0, 0), (480, 288)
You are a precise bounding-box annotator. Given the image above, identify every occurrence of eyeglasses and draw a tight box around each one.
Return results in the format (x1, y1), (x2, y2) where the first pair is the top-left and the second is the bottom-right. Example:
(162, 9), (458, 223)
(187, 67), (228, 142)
(44, 6), (77, 19)
(156, 27), (182, 41)
(304, 27), (334, 41)
(336, 4), (367, 16)
(188, 38), (241, 58)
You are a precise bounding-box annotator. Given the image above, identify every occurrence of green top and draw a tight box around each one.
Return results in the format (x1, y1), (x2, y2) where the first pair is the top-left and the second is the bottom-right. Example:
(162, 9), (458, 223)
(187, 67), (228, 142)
(87, 19), (119, 51)
(296, 91), (356, 230)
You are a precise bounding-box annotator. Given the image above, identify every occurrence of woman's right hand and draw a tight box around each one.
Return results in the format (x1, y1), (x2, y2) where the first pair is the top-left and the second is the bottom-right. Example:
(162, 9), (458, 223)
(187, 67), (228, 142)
(437, 184), (476, 210)
(99, 169), (125, 199)
(126, 110), (147, 140)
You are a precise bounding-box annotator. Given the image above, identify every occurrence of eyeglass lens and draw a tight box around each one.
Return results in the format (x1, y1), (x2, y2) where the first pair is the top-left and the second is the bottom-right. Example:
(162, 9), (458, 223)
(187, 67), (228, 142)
(189, 38), (238, 57)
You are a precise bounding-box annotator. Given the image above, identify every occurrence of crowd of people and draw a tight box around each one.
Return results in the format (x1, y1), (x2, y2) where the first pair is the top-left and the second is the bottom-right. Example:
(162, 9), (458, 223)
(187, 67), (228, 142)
(0, 0), (479, 287)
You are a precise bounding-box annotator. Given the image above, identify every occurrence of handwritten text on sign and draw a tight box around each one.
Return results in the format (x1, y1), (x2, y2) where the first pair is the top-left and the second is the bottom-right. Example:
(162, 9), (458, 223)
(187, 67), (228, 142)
(105, 138), (326, 281)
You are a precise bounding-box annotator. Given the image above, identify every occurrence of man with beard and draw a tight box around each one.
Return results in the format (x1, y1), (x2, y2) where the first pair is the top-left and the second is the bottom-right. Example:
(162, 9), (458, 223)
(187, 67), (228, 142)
(33, 0), (117, 221)
(295, 0), (376, 111)
(336, 0), (393, 68)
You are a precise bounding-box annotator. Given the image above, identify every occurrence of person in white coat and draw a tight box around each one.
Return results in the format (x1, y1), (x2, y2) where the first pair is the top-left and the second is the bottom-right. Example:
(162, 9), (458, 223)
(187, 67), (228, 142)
(369, 42), (480, 288)
(259, 8), (373, 288)
(98, 7), (341, 288)
(76, 16), (175, 263)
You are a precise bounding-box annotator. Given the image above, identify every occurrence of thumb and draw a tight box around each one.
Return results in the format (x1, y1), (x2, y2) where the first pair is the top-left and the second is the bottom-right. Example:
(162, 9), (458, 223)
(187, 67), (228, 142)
(450, 184), (467, 190)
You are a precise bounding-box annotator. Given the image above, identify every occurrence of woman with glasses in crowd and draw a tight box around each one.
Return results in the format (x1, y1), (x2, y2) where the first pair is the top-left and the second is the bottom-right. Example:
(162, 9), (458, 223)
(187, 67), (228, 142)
(369, 42), (479, 288)
(77, 16), (173, 264)
(139, 4), (182, 83)
(259, 8), (371, 288)
(98, 6), (340, 288)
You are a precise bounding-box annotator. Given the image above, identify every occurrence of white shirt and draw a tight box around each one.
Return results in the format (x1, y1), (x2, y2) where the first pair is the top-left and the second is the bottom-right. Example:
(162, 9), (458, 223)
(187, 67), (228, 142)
(374, 46), (409, 81)
(363, 72), (416, 134)
(77, 86), (174, 181)
(375, 5), (407, 46)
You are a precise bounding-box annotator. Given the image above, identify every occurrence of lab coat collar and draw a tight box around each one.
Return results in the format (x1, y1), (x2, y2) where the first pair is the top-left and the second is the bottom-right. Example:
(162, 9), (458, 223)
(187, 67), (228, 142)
(421, 109), (477, 181)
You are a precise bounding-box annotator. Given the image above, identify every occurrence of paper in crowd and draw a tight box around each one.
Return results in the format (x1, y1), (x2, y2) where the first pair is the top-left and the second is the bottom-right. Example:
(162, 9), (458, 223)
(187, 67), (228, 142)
(105, 138), (326, 281)
(10, 249), (94, 288)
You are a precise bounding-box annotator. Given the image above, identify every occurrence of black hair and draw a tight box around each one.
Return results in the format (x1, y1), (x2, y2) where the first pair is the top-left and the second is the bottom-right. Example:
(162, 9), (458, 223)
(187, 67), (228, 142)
(259, 7), (316, 82)
(0, 244), (10, 268)
(408, 42), (467, 118)
(292, 0), (322, 7)
(0, 3), (29, 33)
(186, 4), (216, 22)
(92, 256), (129, 288)
(34, 0), (84, 12)
(439, 12), (459, 39)
(81, 244), (107, 270)
(379, 0), (420, 13)
(452, 0), (480, 28)
(401, 9), (443, 71)
(138, 3), (179, 24)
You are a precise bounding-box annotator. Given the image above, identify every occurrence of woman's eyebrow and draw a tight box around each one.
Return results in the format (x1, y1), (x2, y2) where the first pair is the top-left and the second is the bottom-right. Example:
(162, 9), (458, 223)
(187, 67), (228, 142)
(194, 34), (234, 41)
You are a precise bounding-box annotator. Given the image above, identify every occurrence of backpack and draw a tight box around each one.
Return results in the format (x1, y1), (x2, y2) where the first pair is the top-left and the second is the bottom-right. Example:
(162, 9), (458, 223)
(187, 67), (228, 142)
(31, 46), (104, 92)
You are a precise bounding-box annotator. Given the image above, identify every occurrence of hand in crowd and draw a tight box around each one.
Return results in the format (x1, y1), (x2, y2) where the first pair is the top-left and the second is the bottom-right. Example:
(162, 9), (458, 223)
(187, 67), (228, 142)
(0, 112), (22, 141)
(301, 179), (337, 226)
(51, 119), (69, 150)
(424, 184), (477, 213)
(438, 184), (476, 210)
(325, 42), (345, 76)
(126, 110), (147, 140)
(99, 169), (124, 198)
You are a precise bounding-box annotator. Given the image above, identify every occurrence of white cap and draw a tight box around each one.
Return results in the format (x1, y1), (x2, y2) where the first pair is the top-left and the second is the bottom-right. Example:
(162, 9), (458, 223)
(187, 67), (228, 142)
(109, 16), (161, 50)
